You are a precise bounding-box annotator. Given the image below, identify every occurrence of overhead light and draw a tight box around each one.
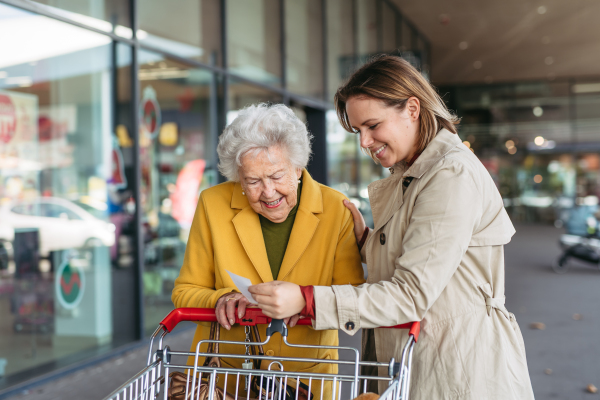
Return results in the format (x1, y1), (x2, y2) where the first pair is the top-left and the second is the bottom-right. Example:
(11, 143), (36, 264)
(459, 41), (468, 50)
(534, 136), (545, 146)
(534, 174), (543, 183)
(508, 147), (517, 155)
(533, 106), (543, 117)
(572, 83), (600, 94)
(505, 140), (515, 149)
(537, 6), (547, 14)
(463, 140), (471, 148)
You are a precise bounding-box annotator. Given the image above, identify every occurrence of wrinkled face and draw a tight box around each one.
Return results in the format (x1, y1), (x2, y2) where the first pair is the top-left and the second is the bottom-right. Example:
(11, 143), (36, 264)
(239, 146), (302, 223)
(346, 96), (420, 168)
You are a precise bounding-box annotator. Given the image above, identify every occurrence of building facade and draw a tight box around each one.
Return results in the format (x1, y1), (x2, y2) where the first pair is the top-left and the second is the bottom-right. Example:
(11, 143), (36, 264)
(0, 0), (429, 393)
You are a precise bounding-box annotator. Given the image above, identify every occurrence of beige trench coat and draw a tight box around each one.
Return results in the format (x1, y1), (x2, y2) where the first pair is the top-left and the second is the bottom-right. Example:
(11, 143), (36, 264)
(313, 129), (535, 399)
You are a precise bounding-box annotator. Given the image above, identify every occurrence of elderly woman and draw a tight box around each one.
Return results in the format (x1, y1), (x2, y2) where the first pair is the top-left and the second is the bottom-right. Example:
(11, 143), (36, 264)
(172, 103), (365, 398)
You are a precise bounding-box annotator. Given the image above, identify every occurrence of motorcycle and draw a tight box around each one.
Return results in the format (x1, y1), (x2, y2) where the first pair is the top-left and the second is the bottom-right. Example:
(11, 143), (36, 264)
(555, 216), (600, 274)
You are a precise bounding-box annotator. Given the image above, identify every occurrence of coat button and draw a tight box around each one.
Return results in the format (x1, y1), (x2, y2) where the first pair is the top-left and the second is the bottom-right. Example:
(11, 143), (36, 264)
(345, 321), (355, 331)
(266, 350), (274, 356)
(380, 233), (386, 245)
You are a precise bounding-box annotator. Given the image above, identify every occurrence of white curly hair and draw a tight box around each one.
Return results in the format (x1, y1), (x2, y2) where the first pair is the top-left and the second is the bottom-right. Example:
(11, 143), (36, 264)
(217, 103), (313, 182)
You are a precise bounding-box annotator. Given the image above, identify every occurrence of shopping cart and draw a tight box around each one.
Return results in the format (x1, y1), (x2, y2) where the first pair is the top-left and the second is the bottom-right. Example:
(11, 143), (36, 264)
(103, 308), (420, 400)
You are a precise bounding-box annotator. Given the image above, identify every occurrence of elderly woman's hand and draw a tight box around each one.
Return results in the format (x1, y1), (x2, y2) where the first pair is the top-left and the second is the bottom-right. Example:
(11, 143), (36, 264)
(248, 281), (305, 320)
(215, 292), (253, 330)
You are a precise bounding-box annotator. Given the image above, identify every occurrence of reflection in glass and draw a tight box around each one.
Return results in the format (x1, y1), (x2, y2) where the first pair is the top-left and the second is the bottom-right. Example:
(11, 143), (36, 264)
(326, 0), (355, 99)
(31, 0), (131, 37)
(138, 50), (218, 332)
(228, 79), (283, 113)
(0, 3), (132, 382)
(357, 0), (377, 60)
(138, 0), (222, 65)
(381, 2), (397, 52)
(285, 0), (323, 98)
(227, 0), (282, 86)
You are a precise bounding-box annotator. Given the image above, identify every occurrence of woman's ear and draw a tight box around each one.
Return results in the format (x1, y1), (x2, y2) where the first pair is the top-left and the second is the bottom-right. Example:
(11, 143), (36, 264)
(406, 97), (421, 121)
(296, 168), (303, 179)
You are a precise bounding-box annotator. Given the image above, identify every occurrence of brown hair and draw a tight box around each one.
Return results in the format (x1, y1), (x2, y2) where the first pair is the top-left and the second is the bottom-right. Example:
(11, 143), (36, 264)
(334, 55), (460, 162)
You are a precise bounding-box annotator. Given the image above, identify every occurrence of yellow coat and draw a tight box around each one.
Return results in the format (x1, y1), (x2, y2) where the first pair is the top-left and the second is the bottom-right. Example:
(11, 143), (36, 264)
(172, 169), (365, 396)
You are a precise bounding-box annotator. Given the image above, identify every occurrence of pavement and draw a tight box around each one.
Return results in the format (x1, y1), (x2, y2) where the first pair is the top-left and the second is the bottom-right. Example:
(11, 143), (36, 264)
(4, 223), (600, 399)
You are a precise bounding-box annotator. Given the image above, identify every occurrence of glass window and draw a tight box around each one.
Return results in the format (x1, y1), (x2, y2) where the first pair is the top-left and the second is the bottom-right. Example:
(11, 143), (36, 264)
(31, 0), (132, 37)
(138, 50), (219, 332)
(138, 0), (222, 66)
(227, 0), (282, 86)
(0, 3), (135, 386)
(285, 0), (324, 98)
(326, 0), (355, 99)
(381, 2), (397, 53)
(228, 79), (284, 112)
(326, 110), (358, 196)
(356, 0), (377, 61)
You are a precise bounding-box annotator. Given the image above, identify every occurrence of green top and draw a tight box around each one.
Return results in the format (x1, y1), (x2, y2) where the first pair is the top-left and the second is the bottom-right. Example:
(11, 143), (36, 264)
(259, 180), (302, 279)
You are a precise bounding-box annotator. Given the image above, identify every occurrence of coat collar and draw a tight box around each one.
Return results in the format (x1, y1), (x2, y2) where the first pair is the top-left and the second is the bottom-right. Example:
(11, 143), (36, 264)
(231, 169), (322, 282)
(368, 129), (460, 232)
(403, 129), (461, 178)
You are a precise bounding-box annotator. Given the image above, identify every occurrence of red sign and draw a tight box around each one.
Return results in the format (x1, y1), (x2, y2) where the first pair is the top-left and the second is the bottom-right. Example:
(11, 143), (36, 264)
(110, 137), (127, 189)
(0, 94), (16, 144)
(171, 159), (206, 227)
(140, 86), (161, 139)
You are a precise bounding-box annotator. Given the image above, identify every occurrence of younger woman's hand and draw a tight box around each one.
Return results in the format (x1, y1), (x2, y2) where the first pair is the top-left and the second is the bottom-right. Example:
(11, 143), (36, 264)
(248, 281), (305, 319)
(343, 199), (366, 242)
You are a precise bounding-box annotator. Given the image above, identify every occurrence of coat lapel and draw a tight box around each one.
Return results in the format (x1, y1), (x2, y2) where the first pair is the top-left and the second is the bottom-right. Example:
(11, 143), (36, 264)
(278, 170), (322, 280)
(230, 182), (273, 282)
(369, 172), (404, 233)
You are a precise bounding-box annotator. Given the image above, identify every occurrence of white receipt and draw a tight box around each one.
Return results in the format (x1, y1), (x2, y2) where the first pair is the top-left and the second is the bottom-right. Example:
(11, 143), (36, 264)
(226, 270), (255, 302)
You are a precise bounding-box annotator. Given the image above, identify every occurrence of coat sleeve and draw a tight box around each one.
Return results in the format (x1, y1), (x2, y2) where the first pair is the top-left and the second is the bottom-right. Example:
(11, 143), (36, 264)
(331, 207), (366, 286)
(313, 163), (482, 334)
(171, 193), (235, 309)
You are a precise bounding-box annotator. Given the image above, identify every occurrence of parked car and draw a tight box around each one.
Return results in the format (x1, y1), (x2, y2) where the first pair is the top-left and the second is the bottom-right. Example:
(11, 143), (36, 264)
(0, 197), (116, 256)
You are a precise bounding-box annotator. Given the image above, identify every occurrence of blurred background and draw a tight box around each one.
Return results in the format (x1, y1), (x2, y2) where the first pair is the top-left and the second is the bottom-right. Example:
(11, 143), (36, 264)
(0, 0), (599, 399)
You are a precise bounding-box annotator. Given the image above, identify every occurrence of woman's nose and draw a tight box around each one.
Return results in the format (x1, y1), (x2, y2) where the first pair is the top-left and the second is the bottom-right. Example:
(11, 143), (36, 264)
(360, 130), (373, 149)
(262, 181), (277, 198)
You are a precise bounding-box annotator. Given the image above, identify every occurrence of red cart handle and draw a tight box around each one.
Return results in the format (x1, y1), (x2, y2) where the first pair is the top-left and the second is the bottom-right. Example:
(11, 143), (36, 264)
(160, 308), (420, 342)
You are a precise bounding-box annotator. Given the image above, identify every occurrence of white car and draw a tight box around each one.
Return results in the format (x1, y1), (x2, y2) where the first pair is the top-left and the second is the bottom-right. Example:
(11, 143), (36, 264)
(0, 197), (116, 256)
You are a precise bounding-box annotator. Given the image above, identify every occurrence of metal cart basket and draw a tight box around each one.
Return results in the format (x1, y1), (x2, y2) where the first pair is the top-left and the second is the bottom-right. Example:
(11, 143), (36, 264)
(104, 308), (420, 400)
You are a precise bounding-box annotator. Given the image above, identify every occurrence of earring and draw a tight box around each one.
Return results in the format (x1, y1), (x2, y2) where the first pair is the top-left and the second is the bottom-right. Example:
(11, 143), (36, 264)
(242, 191), (245, 195)
(298, 179), (301, 183)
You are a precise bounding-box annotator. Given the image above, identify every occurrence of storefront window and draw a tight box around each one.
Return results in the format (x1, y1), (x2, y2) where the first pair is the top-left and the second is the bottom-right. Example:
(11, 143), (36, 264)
(285, 0), (324, 98)
(227, 0), (282, 87)
(228, 79), (283, 112)
(0, 3), (134, 383)
(138, 50), (219, 332)
(326, 110), (358, 196)
(31, 0), (132, 38)
(356, 0), (377, 60)
(381, 2), (397, 53)
(326, 0), (355, 99)
(138, 0), (222, 66)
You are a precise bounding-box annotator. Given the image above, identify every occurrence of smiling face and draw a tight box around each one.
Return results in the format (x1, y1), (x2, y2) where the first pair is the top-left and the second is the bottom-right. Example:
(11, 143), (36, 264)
(239, 146), (302, 223)
(346, 96), (421, 168)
